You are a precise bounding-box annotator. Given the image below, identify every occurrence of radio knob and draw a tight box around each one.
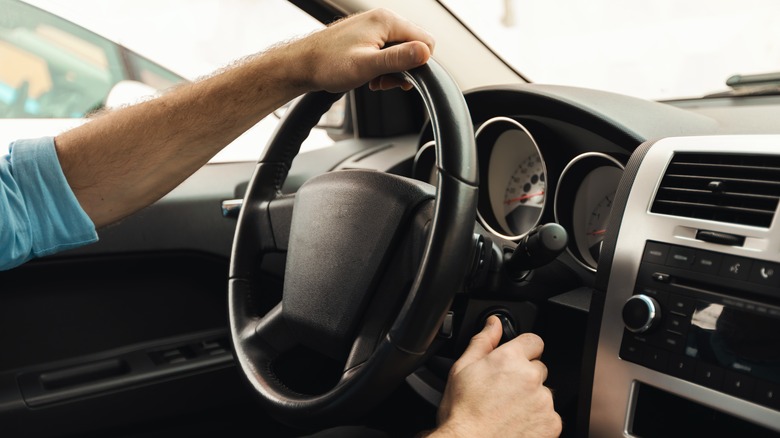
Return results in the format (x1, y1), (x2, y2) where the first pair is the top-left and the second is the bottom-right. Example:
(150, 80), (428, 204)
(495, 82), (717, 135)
(622, 294), (661, 333)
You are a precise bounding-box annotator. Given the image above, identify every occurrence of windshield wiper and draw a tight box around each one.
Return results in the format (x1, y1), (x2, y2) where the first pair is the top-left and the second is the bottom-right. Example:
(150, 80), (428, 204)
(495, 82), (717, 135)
(704, 71), (780, 97)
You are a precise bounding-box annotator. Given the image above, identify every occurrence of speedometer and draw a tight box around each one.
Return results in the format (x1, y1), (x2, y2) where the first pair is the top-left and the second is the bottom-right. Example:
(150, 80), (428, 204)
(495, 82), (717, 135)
(476, 117), (547, 239)
(503, 153), (546, 234)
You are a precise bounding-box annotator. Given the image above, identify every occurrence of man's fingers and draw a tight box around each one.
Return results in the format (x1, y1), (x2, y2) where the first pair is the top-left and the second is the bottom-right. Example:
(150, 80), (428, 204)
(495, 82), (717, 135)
(377, 41), (431, 75)
(450, 315), (502, 375)
(532, 359), (549, 385)
(366, 41), (429, 91)
(499, 332), (545, 361)
(311, 8), (434, 93)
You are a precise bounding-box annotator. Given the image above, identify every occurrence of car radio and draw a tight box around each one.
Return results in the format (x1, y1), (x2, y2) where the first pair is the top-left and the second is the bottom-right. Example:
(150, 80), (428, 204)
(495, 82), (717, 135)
(620, 240), (780, 410)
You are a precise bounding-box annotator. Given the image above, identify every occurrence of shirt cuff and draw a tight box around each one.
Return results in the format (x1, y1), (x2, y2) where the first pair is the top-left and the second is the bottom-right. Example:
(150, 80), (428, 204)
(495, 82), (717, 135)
(10, 136), (98, 258)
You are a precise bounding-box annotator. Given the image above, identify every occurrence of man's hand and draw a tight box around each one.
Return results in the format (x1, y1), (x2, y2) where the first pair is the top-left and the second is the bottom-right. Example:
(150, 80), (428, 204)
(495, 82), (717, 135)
(290, 8), (435, 93)
(427, 316), (562, 438)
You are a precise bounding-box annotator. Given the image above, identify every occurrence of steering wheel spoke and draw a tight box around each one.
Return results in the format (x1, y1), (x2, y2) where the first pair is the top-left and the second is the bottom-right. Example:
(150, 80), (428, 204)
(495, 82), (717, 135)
(250, 303), (298, 354)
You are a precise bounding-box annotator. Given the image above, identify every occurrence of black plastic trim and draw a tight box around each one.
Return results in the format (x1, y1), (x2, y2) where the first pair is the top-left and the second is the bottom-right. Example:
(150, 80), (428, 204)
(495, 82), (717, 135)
(15, 329), (233, 407)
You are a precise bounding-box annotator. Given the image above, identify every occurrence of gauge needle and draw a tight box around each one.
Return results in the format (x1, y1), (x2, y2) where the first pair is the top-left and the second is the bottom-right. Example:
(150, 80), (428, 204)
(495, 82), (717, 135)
(505, 191), (545, 205)
(587, 229), (607, 236)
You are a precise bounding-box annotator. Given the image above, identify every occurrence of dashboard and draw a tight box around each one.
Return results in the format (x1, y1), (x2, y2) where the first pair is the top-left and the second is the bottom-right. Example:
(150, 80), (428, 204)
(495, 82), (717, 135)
(35, 78), (780, 437)
(405, 84), (780, 436)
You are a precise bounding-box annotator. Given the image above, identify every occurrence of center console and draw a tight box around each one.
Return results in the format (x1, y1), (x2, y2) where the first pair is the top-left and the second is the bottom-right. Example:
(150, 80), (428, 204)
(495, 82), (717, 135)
(588, 135), (780, 436)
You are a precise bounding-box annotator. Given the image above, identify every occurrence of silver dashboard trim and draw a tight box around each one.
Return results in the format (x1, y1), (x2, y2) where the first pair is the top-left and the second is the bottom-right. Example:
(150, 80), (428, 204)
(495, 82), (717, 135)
(590, 135), (780, 436)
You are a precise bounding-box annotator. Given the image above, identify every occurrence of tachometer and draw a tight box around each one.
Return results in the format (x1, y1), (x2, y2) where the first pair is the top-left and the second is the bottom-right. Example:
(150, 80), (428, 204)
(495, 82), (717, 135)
(555, 152), (625, 271)
(476, 117), (547, 239)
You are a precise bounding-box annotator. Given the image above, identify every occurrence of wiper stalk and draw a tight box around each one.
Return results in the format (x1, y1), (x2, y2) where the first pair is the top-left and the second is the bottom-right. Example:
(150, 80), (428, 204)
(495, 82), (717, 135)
(703, 71), (780, 98)
(726, 71), (780, 87)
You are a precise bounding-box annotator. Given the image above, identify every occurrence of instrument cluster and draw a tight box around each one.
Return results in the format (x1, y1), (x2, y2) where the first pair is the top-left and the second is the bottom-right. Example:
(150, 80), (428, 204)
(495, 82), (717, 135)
(413, 117), (626, 272)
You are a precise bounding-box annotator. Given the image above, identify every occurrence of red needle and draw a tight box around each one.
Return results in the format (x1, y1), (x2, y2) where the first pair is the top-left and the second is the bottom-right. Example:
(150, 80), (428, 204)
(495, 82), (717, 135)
(505, 191), (545, 205)
(587, 229), (607, 236)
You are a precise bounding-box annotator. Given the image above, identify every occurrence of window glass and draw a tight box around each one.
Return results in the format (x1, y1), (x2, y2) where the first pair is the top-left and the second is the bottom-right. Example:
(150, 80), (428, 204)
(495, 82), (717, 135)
(1, 0), (336, 162)
(125, 51), (184, 92)
(440, 0), (780, 101)
(0, 0), (126, 118)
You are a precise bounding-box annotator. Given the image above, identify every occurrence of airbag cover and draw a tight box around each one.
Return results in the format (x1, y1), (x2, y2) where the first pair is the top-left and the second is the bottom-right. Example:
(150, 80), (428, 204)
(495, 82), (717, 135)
(282, 170), (434, 359)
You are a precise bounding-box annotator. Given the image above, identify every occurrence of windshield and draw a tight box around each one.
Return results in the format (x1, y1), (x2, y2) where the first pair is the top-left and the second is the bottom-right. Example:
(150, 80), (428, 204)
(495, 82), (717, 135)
(440, 0), (780, 101)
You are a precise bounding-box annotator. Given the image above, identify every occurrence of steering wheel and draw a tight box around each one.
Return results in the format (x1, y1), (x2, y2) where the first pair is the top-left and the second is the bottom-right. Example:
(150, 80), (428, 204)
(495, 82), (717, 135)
(228, 58), (478, 429)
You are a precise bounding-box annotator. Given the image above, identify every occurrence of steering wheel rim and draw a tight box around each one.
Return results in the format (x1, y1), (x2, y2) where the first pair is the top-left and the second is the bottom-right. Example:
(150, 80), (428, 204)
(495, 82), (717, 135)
(228, 59), (477, 428)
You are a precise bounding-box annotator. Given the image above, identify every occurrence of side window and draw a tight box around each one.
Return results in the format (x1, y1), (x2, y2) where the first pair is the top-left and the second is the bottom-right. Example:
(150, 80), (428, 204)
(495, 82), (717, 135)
(0, 0), (125, 118)
(0, 0), (344, 161)
(125, 50), (184, 92)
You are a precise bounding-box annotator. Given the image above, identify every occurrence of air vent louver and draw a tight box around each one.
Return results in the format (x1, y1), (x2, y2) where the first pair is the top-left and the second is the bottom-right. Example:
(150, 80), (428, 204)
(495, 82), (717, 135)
(651, 153), (780, 228)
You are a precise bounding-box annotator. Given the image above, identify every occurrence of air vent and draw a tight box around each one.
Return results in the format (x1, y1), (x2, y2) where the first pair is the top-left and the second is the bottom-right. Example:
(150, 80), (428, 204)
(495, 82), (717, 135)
(651, 153), (780, 227)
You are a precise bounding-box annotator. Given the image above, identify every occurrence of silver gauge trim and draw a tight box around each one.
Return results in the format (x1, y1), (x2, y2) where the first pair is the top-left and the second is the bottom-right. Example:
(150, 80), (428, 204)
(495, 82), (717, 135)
(554, 152), (626, 272)
(412, 140), (437, 185)
(475, 116), (548, 241)
(413, 140), (436, 164)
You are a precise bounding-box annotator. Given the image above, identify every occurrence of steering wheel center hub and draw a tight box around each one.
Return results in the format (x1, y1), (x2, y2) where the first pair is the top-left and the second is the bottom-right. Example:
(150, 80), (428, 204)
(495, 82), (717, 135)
(283, 170), (435, 359)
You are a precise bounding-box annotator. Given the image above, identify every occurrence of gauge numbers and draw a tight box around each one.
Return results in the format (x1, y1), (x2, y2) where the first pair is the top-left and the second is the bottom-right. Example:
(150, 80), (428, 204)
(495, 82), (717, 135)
(584, 191), (615, 263)
(504, 154), (546, 235)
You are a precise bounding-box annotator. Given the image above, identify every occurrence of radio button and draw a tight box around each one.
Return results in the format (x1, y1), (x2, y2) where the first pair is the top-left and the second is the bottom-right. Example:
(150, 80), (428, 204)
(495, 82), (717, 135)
(748, 261), (780, 288)
(667, 353), (696, 380)
(718, 255), (752, 281)
(667, 295), (695, 316)
(694, 363), (725, 390)
(637, 287), (668, 305)
(658, 331), (685, 353)
(692, 251), (722, 275)
(667, 246), (696, 268)
(643, 347), (669, 371)
(664, 313), (690, 334)
(643, 242), (669, 265)
(723, 371), (755, 399)
(752, 381), (780, 410)
(619, 337), (644, 364)
(651, 272), (671, 283)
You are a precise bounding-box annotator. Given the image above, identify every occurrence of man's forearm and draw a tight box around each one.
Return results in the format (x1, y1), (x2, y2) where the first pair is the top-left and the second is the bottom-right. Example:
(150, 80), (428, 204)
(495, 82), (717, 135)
(55, 44), (308, 228)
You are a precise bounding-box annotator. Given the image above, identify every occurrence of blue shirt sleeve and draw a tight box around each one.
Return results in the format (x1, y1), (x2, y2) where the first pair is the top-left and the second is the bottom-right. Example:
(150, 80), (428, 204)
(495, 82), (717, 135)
(0, 137), (98, 271)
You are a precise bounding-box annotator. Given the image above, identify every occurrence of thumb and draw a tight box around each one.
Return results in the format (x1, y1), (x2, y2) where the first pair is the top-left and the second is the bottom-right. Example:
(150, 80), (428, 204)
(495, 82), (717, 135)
(375, 41), (431, 75)
(450, 315), (502, 375)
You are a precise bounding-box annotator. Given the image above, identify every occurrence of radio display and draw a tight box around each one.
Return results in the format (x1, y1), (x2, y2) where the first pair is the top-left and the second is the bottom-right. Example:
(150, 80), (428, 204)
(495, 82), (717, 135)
(686, 301), (780, 385)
